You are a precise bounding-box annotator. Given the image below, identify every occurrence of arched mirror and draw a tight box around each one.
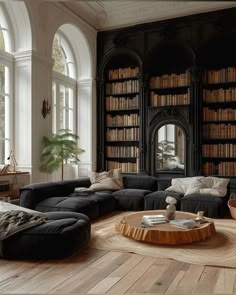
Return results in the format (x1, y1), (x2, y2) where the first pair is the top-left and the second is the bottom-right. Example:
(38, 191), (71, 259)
(155, 124), (185, 171)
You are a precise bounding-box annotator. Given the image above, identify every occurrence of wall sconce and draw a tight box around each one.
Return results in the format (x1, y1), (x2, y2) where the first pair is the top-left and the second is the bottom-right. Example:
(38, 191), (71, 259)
(41, 99), (51, 119)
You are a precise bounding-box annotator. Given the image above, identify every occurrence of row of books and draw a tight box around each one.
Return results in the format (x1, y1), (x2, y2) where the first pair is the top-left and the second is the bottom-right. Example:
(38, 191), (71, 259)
(106, 114), (140, 127)
(106, 161), (138, 173)
(203, 161), (236, 176)
(105, 95), (139, 111)
(108, 67), (139, 80)
(106, 128), (139, 141)
(203, 88), (236, 102)
(106, 146), (139, 158)
(202, 144), (236, 158)
(203, 67), (236, 84)
(150, 92), (190, 107)
(203, 124), (236, 139)
(203, 107), (236, 122)
(149, 71), (190, 89)
(202, 162), (215, 176)
(106, 80), (139, 95)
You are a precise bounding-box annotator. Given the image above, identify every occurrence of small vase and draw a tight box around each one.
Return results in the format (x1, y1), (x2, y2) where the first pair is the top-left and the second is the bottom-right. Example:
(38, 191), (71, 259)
(166, 204), (176, 220)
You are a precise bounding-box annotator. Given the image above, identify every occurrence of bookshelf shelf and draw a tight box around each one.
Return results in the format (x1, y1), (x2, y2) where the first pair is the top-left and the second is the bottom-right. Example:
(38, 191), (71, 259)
(106, 92), (139, 96)
(203, 102), (236, 108)
(106, 157), (137, 160)
(149, 85), (190, 92)
(203, 121), (236, 124)
(108, 76), (139, 82)
(107, 140), (139, 146)
(203, 82), (236, 89)
(106, 125), (139, 128)
(105, 109), (139, 114)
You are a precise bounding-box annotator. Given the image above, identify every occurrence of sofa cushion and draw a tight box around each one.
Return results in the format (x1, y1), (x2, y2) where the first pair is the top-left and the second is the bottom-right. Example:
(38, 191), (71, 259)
(112, 189), (152, 210)
(144, 191), (183, 210)
(123, 175), (157, 191)
(180, 194), (228, 218)
(71, 192), (116, 216)
(35, 197), (99, 220)
(88, 169), (123, 191)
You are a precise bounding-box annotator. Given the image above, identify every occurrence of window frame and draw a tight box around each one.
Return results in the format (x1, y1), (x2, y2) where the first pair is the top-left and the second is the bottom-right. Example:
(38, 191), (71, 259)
(0, 50), (14, 164)
(52, 31), (77, 135)
(52, 71), (77, 133)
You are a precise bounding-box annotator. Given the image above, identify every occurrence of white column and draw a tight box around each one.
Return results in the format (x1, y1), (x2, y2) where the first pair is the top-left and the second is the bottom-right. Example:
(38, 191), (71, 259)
(14, 51), (32, 178)
(77, 78), (97, 176)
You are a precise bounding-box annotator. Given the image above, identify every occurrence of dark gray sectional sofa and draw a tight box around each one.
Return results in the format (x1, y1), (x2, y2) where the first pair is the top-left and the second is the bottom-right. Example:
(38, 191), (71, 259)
(20, 175), (230, 219)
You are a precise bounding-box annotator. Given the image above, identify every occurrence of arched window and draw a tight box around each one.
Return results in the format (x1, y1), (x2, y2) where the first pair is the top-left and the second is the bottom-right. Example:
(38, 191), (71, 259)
(52, 32), (77, 133)
(0, 5), (13, 165)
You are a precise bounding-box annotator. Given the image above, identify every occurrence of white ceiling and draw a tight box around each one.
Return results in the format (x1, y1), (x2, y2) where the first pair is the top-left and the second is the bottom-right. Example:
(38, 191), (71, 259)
(61, 1), (236, 31)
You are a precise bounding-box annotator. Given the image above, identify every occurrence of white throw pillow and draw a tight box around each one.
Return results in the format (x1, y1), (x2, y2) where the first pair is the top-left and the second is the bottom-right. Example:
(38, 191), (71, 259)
(88, 168), (124, 191)
(200, 177), (229, 197)
(166, 176), (204, 194)
(165, 184), (188, 194)
(184, 178), (207, 196)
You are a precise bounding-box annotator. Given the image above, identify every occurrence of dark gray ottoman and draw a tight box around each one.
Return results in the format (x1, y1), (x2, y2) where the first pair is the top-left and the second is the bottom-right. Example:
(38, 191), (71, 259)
(0, 211), (91, 259)
(144, 191), (183, 210)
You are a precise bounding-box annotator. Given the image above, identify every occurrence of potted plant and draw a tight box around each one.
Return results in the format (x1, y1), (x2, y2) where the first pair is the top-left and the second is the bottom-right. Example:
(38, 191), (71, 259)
(156, 140), (176, 169)
(40, 129), (85, 180)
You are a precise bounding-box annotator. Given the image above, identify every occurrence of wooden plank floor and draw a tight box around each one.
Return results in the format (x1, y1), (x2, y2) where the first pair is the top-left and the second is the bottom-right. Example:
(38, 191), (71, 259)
(0, 247), (236, 295)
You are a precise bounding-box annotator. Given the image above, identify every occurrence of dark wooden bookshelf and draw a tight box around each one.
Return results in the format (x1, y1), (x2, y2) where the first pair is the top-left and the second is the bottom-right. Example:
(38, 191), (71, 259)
(97, 6), (236, 186)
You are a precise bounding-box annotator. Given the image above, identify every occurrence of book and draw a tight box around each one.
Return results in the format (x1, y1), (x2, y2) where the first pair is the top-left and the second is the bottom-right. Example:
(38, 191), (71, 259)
(170, 219), (199, 229)
(141, 214), (167, 227)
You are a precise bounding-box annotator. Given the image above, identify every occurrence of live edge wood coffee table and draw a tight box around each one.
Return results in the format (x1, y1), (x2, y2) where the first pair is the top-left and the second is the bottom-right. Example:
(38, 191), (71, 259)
(116, 210), (216, 245)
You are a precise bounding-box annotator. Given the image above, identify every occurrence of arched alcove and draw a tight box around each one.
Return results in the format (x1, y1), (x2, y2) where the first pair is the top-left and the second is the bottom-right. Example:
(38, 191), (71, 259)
(149, 109), (190, 177)
(100, 48), (143, 78)
(147, 40), (195, 76)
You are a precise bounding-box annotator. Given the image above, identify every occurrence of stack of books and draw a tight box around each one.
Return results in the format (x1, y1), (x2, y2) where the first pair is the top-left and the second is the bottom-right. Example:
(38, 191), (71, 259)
(141, 214), (167, 227)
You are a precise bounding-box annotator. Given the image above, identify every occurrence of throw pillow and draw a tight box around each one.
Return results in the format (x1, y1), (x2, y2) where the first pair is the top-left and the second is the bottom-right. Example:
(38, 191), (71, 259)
(88, 168), (124, 191)
(184, 178), (207, 196)
(200, 176), (229, 197)
(165, 176), (204, 194)
(165, 184), (188, 194)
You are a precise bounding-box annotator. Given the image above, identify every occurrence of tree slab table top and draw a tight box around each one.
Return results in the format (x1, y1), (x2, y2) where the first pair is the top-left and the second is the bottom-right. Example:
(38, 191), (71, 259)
(116, 210), (216, 245)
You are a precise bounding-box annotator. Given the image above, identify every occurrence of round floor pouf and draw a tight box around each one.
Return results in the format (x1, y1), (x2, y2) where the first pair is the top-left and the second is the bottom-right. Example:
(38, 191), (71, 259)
(0, 211), (91, 259)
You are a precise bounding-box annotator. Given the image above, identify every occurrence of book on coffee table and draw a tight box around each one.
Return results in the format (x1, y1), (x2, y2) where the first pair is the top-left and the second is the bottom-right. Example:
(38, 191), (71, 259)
(170, 219), (199, 229)
(142, 214), (167, 227)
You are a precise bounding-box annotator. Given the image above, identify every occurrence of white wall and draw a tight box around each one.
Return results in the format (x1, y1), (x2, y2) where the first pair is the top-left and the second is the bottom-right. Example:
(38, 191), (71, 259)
(6, 0), (97, 182)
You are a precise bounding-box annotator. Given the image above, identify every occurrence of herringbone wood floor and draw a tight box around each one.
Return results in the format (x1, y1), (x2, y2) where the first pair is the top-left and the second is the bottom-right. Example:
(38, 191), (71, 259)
(0, 246), (236, 295)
